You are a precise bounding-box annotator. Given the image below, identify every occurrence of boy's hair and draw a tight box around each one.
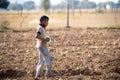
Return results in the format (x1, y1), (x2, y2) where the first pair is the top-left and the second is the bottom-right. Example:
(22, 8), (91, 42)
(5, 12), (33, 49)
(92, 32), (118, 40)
(40, 15), (49, 23)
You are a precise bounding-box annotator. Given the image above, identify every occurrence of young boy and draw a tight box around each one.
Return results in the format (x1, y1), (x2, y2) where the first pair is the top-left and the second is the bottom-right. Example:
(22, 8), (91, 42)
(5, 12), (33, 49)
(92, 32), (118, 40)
(35, 15), (52, 79)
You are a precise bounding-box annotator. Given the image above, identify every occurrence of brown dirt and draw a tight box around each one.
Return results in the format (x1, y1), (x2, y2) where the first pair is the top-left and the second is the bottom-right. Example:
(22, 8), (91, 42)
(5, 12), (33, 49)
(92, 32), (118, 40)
(0, 28), (120, 80)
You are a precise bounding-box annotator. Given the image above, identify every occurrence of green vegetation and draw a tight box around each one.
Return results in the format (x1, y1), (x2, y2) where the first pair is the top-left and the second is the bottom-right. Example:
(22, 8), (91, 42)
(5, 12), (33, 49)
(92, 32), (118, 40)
(118, 0), (120, 4)
(0, 0), (9, 9)
(7, 1), (35, 10)
(6, 0), (119, 11)
(95, 8), (104, 13)
(0, 21), (9, 31)
(7, 3), (23, 10)
(40, 0), (50, 13)
(23, 1), (35, 10)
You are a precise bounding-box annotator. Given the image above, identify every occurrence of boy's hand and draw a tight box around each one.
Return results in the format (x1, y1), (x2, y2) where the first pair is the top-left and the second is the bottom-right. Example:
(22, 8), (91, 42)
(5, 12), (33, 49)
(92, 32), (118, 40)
(45, 37), (49, 42)
(43, 36), (53, 42)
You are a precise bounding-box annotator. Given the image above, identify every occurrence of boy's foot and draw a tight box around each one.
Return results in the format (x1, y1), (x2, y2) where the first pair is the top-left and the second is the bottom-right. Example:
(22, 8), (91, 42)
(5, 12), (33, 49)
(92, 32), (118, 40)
(34, 77), (39, 80)
(45, 75), (51, 77)
(45, 73), (53, 77)
(35, 75), (41, 80)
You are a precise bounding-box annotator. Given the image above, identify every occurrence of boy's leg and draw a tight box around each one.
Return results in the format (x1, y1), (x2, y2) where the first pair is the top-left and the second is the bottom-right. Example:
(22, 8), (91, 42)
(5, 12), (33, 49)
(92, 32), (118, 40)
(42, 47), (52, 76)
(45, 57), (52, 76)
(35, 48), (45, 77)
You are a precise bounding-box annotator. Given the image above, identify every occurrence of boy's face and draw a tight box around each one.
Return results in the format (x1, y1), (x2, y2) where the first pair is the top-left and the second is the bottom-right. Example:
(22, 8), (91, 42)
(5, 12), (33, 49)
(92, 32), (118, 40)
(42, 20), (49, 27)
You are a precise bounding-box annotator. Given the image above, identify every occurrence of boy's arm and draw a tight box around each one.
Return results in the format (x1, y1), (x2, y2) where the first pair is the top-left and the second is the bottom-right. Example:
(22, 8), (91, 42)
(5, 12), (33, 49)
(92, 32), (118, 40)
(35, 33), (44, 40)
(35, 27), (45, 40)
(35, 33), (49, 41)
(35, 27), (49, 41)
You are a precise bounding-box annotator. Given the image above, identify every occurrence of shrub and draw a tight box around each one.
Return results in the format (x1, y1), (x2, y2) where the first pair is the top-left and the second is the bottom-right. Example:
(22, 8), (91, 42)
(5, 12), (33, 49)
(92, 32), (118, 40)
(0, 21), (9, 31)
(95, 8), (104, 13)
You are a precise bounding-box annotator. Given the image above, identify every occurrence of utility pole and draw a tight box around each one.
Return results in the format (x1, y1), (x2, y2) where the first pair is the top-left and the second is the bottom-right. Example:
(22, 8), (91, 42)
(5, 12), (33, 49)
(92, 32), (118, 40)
(66, 3), (70, 28)
(79, 1), (82, 14)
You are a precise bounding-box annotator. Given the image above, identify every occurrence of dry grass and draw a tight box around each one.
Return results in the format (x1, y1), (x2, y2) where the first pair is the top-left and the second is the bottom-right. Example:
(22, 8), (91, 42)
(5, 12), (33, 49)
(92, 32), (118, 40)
(0, 11), (120, 30)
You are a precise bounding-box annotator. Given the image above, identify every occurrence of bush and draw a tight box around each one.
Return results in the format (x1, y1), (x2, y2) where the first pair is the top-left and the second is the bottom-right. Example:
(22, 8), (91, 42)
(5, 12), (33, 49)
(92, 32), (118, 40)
(0, 21), (9, 31)
(95, 8), (104, 13)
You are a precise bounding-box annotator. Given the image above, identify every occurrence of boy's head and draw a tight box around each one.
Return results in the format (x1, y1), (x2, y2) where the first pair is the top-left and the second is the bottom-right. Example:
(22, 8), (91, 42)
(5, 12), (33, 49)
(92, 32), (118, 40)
(39, 15), (49, 27)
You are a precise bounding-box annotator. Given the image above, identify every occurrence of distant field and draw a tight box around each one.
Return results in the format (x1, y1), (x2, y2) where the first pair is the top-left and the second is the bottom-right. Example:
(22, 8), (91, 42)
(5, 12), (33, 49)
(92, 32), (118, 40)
(0, 11), (120, 30)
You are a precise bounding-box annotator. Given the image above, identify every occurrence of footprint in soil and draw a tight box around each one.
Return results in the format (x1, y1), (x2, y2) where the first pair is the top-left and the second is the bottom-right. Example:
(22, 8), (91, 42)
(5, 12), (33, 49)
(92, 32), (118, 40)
(0, 69), (27, 79)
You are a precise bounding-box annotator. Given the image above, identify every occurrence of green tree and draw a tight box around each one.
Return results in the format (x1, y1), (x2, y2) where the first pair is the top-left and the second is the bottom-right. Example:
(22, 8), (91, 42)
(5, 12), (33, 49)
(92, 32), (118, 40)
(89, 1), (96, 9)
(23, 1), (35, 10)
(0, 0), (9, 9)
(56, 3), (66, 9)
(97, 2), (106, 9)
(41, 0), (50, 12)
(7, 3), (23, 10)
(80, 0), (89, 9)
(118, 0), (120, 4)
(106, 1), (115, 8)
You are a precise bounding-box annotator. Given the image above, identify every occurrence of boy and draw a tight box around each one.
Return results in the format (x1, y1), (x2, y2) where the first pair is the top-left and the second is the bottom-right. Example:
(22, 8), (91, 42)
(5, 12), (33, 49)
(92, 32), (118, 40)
(35, 15), (52, 79)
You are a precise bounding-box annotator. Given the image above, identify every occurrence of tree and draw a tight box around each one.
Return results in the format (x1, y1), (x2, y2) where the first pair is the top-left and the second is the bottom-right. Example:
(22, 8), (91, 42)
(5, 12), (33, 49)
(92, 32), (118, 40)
(97, 2), (106, 9)
(118, 0), (120, 4)
(41, 0), (50, 12)
(106, 1), (115, 8)
(117, 0), (120, 8)
(7, 3), (23, 10)
(23, 1), (35, 10)
(74, 0), (80, 9)
(80, 0), (89, 9)
(89, 1), (96, 9)
(56, 3), (66, 9)
(0, 0), (9, 9)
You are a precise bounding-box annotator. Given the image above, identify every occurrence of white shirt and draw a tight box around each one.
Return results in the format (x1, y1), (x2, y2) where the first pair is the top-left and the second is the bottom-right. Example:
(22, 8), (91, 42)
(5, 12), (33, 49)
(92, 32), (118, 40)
(36, 25), (47, 47)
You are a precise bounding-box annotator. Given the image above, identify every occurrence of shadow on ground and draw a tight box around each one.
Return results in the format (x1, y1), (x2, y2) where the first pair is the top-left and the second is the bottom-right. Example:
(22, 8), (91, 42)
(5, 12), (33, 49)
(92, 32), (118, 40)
(32, 68), (102, 77)
(0, 69), (27, 79)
